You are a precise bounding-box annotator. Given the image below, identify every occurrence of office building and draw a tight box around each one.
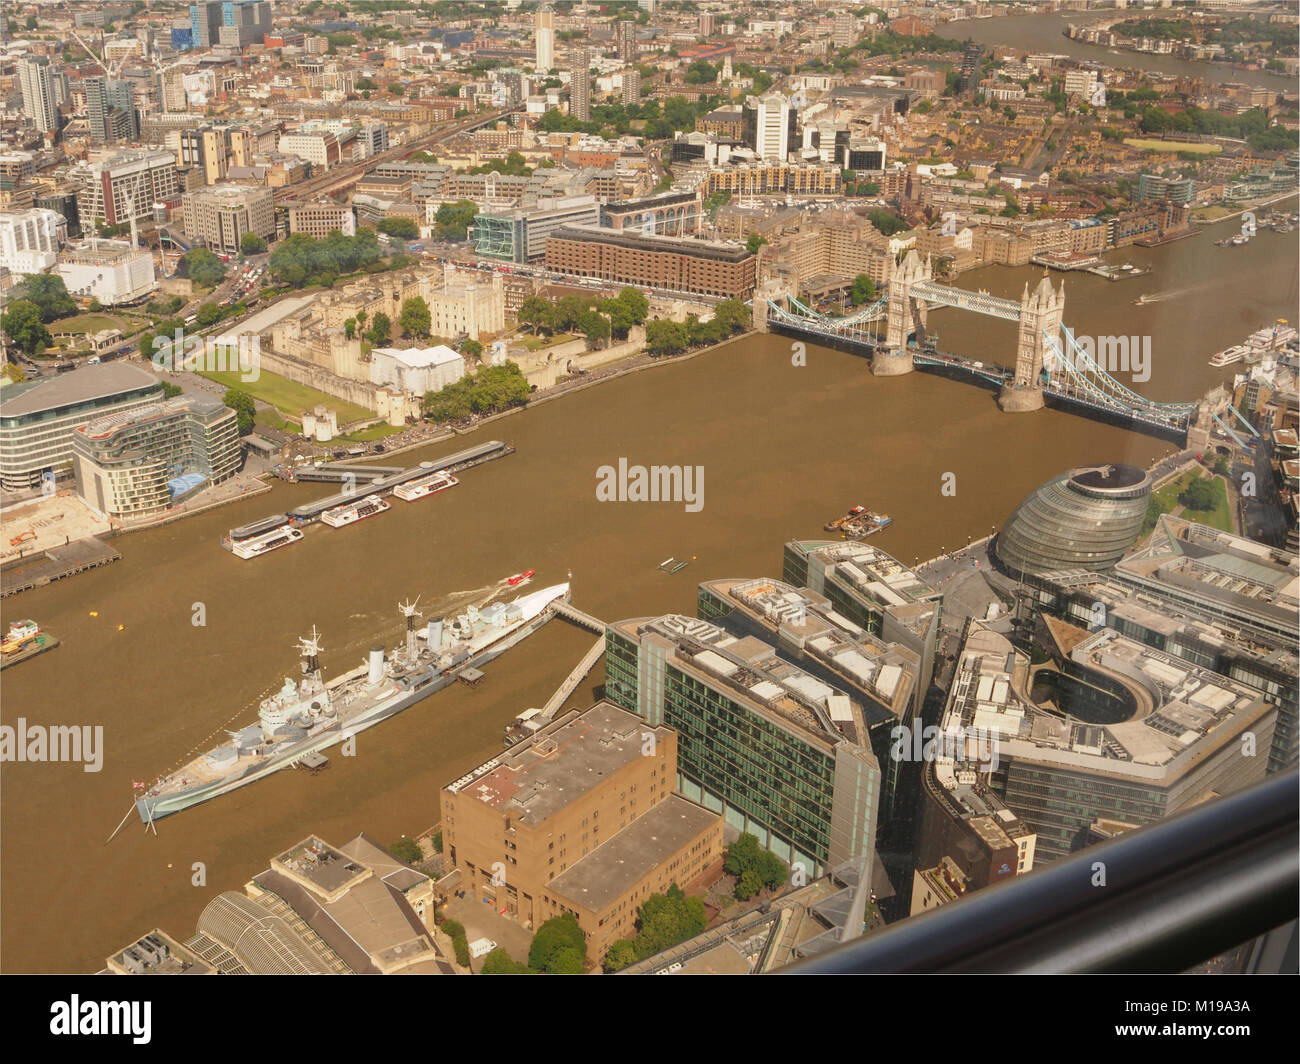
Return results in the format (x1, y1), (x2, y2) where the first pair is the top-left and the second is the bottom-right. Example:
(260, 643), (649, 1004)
(278, 132), (342, 171)
(1018, 513), (1299, 773)
(18, 58), (60, 134)
(359, 123), (389, 158)
(958, 621), (1275, 862)
(535, 4), (555, 72)
(747, 93), (792, 162)
(182, 184), (275, 255)
(0, 363), (164, 491)
(600, 191), (700, 237)
(544, 225), (756, 299)
(288, 203), (356, 240)
(996, 463), (1152, 577)
(72, 395), (241, 518)
(570, 47), (591, 122)
(605, 613), (881, 878)
(73, 150), (180, 232)
(0, 208), (67, 274)
(472, 194), (600, 263)
(443, 701), (723, 962)
(86, 77), (140, 144)
(696, 576), (919, 832)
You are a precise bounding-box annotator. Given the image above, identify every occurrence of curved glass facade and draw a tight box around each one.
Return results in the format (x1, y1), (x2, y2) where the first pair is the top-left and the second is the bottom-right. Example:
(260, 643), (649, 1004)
(996, 463), (1151, 576)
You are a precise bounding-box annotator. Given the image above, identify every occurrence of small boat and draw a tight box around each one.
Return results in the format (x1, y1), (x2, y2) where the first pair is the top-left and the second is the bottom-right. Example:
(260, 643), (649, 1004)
(1133, 294), (1151, 306)
(1209, 345), (1249, 367)
(825, 505), (867, 532)
(1214, 238), (1231, 247)
(507, 569), (536, 586)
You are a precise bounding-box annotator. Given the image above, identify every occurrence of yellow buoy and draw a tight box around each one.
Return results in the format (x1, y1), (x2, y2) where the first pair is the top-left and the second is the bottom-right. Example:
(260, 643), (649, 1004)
(89, 611), (98, 617)
(117, 624), (125, 632)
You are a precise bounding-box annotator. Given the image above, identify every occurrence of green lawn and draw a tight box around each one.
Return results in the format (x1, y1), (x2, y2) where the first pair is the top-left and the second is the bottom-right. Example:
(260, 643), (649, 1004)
(51, 313), (133, 336)
(1147, 469), (1233, 533)
(338, 422), (405, 442)
(199, 367), (374, 425)
(1124, 138), (1221, 155)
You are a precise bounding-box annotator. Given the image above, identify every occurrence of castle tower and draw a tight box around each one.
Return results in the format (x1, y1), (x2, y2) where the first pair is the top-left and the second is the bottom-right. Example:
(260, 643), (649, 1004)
(999, 275), (1064, 412)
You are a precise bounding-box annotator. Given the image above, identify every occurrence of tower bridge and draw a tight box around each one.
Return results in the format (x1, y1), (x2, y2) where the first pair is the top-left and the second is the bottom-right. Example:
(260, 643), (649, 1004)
(756, 250), (1203, 443)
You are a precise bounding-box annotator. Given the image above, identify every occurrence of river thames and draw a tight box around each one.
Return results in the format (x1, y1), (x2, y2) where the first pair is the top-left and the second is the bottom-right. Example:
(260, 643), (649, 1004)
(1, 206), (1296, 973)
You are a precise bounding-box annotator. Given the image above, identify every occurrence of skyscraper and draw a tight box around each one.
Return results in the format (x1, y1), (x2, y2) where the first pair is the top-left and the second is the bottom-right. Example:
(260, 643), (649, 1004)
(618, 20), (637, 64)
(18, 58), (60, 134)
(570, 46), (590, 121)
(622, 69), (641, 107)
(190, 1), (271, 49)
(750, 93), (791, 162)
(535, 4), (554, 72)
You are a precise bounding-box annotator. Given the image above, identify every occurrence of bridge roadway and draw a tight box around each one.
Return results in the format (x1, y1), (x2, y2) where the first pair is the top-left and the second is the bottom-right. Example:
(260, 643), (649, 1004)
(537, 634), (607, 722)
(550, 600), (606, 634)
(769, 320), (1190, 442)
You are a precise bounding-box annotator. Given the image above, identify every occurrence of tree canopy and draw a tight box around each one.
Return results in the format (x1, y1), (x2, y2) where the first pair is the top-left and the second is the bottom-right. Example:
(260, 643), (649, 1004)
(1, 299), (50, 354)
(183, 248), (227, 289)
(421, 361), (529, 422)
(21, 274), (77, 322)
(222, 389), (256, 435)
(528, 913), (587, 974)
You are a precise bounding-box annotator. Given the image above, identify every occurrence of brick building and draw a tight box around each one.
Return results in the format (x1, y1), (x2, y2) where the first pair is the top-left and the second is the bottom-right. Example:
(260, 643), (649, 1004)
(544, 225), (756, 299)
(441, 702), (723, 962)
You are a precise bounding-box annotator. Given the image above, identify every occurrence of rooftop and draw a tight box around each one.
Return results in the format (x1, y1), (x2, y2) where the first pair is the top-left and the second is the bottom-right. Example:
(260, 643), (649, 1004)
(372, 344), (465, 370)
(548, 224), (752, 263)
(546, 794), (718, 914)
(446, 702), (668, 824)
(0, 362), (160, 420)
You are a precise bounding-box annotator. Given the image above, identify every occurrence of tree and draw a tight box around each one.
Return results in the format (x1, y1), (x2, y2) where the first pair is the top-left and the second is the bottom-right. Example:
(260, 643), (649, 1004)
(602, 939), (639, 973)
(616, 286), (649, 325)
(552, 294), (588, 333)
(434, 200), (478, 241)
(137, 331), (156, 361)
(388, 837), (421, 864)
(1, 299), (50, 354)
(462, 339), (483, 361)
(343, 317), (357, 340)
(645, 319), (688, 356)
(528, 913), (587, 974)
(868, 209), (909, 236)
(1180, 478), (1217, 512)
(378, 217), (420, 240)
(399, 296), (432, 339)
(240, 232), (268, 256)
(160, 381), (183, 399)
(1213, 455), (1231, 477)
(850, 274), (877, 305)
(746, 233), (767, 255)
(21, 274), (77, 322)
(195, 302), (223, 328)
(481, 948), (532, 974)
(724, 833), (787, 900)
(578, 309), (611, 350)
(368, 312), (391, 346)
(517, 295), (552, 335)
(712, 298), (749, 335)
(183, 249), (227, 289)
(222, 389), (256, 435)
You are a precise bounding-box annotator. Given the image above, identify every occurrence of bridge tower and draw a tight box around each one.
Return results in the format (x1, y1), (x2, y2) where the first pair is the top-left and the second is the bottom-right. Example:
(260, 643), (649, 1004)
(877, 250), (931, 376)
(999, 274), (1065, 413)
(752, 279), (790, 333)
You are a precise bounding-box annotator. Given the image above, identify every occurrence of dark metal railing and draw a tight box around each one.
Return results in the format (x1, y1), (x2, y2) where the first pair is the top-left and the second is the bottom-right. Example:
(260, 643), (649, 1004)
(780, 770), (1298, 974)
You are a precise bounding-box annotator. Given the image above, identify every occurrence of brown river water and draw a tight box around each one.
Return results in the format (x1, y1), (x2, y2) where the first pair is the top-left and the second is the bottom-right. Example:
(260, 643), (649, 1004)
(1, 216), (1296, 973)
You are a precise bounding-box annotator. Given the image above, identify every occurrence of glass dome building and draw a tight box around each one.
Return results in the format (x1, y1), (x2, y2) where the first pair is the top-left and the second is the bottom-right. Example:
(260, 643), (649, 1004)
(995, 463), (1152, 576)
